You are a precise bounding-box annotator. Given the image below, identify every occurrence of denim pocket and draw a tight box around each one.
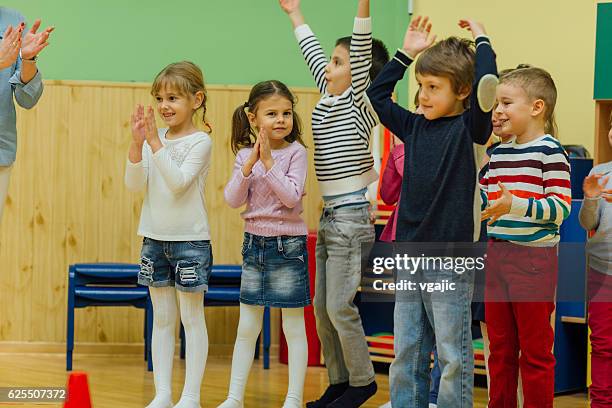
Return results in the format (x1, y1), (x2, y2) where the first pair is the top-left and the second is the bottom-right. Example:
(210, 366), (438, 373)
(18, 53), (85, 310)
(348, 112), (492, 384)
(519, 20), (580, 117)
(187, 240), (209, 249)
(279, 236), (305, 262)
(241, 237), (250, 256)
(333, 215), (374, 244)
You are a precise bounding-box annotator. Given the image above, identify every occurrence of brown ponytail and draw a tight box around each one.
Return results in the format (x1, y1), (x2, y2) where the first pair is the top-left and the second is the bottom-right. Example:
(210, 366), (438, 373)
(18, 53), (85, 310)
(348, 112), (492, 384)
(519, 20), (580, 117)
(230, 80), (306, 155)
(231, 102), (254, 155)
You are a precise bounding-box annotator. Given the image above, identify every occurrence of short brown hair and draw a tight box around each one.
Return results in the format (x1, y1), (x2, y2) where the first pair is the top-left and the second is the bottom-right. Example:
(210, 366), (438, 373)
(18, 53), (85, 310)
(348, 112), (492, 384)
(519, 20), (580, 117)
(151, 61), (211, 132)
(499, 67), (558, 137)
(415, 37), (475, 107)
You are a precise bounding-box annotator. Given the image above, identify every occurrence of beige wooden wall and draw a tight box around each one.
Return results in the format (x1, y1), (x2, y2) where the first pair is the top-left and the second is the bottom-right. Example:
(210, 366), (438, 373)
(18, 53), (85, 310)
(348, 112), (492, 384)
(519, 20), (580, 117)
(0, 81), (323, 351)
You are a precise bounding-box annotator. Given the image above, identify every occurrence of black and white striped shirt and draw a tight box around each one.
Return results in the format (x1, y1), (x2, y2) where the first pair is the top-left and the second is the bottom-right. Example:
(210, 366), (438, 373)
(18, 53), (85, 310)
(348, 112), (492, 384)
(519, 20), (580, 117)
(295, 18), (379, 196)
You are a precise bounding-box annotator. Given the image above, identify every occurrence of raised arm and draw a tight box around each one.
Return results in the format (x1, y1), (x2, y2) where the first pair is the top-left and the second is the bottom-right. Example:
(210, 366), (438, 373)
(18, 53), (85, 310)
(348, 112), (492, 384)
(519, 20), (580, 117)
(366, 16), (435, 140)
(351, 0), (372, 107)
(280, 0), (329, 94)
(459, 19), (498, 145)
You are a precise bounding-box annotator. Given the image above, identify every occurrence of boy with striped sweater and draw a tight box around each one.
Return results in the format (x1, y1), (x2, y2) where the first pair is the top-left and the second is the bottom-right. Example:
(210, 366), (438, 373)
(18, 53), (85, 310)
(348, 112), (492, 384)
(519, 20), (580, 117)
(279, 1), (389, 407)
(481, 67), (571, 407)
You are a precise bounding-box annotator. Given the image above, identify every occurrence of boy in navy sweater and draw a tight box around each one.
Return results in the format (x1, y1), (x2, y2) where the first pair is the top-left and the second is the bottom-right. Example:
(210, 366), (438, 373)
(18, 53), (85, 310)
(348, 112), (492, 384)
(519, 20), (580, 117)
(366, 17), (498, 407)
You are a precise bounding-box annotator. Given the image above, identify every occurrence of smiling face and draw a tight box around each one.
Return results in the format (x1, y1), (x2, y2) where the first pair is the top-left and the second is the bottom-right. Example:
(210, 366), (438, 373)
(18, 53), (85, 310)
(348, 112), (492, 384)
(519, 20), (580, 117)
(154, 86), (202, 132)
(494, 83), (540, 138)
(416, 73), (468, 120)
(324, 45), (351, 96)
(248, 94), (294, 148)
(491, 104), (513, 142)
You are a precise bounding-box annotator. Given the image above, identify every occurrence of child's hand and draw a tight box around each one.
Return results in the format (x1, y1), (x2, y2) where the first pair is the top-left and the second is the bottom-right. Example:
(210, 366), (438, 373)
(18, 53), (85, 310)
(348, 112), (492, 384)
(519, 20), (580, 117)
(279, 0), (305, 28)
(258, 127), (274, 171)
(20, 19), (54, 60)
(144, 106), (163, 153)
(458, 19), (487, 39)
(583, 174), (612, 202)
(0, 25), (23, 69)
(481, 182), (512, 225)
(242, 138), (260, 177)
(131, 104), (146, 145)
(279, 0), (300, 14)
(403, 16), (436, 59)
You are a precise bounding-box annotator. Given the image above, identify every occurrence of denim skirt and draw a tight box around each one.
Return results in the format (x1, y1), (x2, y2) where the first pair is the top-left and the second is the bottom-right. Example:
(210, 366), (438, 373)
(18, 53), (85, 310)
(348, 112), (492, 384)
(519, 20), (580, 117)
(240, 232), (311, 308)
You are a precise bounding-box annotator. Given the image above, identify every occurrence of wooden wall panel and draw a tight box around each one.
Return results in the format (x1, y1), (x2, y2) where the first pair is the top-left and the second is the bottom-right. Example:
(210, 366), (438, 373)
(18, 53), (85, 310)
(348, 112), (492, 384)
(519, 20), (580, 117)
(0, 81), (323, 349)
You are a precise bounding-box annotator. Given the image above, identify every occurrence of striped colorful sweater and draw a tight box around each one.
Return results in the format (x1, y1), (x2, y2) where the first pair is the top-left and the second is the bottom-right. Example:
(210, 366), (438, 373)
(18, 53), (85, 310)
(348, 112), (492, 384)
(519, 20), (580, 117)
(480, 135), (571, 244)
(294, 18), (378, 196)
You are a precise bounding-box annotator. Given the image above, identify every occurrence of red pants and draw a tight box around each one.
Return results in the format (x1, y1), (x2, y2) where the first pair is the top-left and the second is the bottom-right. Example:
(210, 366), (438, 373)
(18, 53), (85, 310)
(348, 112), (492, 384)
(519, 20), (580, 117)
(588, 268), (612, 407)
(485, 241), (557, 408)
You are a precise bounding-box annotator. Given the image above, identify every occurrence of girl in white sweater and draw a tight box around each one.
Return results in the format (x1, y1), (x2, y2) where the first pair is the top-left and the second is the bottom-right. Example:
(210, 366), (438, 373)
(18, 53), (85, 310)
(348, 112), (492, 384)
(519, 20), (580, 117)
(125, 61), (213, 408)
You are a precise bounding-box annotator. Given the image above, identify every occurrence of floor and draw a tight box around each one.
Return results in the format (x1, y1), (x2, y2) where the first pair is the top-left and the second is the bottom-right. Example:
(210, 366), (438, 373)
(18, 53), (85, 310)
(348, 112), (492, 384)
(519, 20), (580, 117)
(0, 353), (589, 407)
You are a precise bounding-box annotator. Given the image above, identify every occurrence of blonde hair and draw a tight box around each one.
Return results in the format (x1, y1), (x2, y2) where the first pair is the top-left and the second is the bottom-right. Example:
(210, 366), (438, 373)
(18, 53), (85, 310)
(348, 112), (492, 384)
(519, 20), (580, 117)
(499, 67), (558, 137)
(151, 61), (211, 133)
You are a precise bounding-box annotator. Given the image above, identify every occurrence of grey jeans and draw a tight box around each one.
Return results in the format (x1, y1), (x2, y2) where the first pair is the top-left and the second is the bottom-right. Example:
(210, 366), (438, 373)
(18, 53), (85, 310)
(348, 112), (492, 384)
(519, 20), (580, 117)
(314, 204), (375, 386)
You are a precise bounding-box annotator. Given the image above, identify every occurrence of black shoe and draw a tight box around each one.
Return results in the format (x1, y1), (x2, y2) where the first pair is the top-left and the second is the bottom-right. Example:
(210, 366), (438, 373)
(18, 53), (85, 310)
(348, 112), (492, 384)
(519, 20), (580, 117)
(305, 382), (349, 408)
(326, 381), (377, 408)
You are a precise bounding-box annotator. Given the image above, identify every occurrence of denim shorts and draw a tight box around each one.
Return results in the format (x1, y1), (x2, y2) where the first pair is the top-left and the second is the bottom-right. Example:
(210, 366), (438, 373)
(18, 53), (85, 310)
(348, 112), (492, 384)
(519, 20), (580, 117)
(138, 237), (213, 293)
(240, 233), (311, 308)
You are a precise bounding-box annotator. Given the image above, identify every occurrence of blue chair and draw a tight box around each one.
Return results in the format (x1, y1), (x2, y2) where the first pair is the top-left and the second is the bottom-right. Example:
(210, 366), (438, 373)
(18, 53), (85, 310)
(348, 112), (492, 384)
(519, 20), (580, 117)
(66, 263), (153, 371)
(179, 264), (271, 369)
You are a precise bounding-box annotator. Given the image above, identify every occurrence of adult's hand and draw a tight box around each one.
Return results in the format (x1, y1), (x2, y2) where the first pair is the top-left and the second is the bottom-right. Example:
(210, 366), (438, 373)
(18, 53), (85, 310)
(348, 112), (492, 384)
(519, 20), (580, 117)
(0, 24), (23, 69)
(20, 19), (54, 60)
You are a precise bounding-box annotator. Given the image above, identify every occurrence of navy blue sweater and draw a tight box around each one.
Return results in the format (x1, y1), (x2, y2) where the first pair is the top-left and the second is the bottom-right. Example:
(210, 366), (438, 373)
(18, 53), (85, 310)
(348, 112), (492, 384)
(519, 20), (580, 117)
(366, 36), (497, 242)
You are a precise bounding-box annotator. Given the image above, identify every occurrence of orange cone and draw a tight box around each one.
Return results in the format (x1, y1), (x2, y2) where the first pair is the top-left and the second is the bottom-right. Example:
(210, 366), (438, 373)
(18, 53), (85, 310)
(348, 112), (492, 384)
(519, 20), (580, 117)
(63, 372), (92, 408)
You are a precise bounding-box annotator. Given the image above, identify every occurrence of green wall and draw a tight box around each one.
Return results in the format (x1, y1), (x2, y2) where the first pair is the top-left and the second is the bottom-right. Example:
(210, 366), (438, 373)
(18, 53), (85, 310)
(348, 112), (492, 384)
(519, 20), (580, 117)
(595, 2), (612, 100)
(3, 0), (409, 103)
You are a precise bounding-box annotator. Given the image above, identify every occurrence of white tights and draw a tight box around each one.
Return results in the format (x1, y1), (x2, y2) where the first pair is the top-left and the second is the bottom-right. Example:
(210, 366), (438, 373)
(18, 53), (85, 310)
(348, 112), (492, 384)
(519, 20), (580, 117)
(146, 287), (208, 408)
(217, 304), (307, 408)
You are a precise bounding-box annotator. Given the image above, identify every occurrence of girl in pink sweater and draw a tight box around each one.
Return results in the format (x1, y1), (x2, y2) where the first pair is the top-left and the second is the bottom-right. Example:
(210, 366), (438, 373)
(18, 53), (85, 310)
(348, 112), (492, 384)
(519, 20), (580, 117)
(220, 80), (309, 408)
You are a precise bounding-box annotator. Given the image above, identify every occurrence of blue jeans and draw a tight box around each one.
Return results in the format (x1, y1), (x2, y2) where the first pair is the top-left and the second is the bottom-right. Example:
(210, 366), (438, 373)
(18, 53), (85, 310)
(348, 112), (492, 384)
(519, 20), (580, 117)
(390, 266), (474, 408)
(138, 237), (212, 292)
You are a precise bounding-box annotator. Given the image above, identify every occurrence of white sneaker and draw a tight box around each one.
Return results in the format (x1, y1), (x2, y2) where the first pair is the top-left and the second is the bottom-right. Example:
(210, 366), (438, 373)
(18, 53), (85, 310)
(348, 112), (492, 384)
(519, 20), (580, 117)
(379, 402), (392, 408)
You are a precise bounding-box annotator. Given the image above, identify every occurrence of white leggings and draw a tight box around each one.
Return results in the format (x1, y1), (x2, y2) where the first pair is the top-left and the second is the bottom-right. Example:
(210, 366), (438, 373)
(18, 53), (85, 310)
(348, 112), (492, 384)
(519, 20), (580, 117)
(218, 304), (308, 408)
(147, 287), (208, 408)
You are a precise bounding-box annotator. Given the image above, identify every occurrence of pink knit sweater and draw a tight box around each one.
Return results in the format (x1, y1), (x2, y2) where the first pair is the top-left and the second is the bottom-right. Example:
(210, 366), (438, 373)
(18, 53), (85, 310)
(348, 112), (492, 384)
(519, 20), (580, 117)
(224, 142), (308, 237)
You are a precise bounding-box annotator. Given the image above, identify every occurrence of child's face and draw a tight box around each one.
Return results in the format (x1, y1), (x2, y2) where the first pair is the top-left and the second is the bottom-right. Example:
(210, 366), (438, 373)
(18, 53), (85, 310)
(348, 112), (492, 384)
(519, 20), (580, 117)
(154, 86), (201, 128)
(325, 45), (351, 96)
(491, 106), (513, 142)
(248, 95), (294, 146)
(416, 73), (468, 120)
(495, 83), (547, 137)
